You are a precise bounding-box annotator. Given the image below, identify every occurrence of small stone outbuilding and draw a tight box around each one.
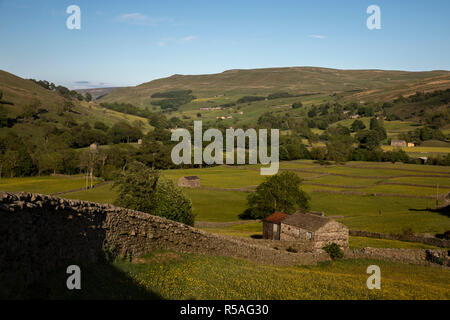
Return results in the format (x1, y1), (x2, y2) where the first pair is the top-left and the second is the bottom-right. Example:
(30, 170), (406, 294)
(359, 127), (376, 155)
(263, 211), (349, 249)
(391, 140), (407, 147)
(177, 176), (200, 188)
(262, 212), (289, 240)
(89, 142), (99, 151)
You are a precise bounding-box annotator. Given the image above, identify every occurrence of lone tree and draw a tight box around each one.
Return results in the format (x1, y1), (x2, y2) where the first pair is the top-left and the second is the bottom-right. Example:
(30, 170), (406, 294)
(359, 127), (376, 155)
(350, 119), (366, 132)
(241, 171), (310, 219)
(113, 161), (194, 226)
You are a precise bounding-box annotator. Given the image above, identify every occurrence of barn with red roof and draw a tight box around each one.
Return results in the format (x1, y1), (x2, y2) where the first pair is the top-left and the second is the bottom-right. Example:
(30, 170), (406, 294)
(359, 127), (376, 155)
(263, 211), (348, 249)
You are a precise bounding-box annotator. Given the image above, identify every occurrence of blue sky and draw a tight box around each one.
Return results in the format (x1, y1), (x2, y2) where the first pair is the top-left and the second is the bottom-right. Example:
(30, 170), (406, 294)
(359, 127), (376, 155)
(1, 0), (449, 88)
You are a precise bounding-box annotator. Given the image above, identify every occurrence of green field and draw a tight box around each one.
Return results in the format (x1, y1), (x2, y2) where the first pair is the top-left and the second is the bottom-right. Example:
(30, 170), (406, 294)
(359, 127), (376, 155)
(36, 251), (450, 300)
(382, 145), (450, 155)
(0, 175), (100, 195)
(348, 236), (442, 250)
(1, 160), (449, 236)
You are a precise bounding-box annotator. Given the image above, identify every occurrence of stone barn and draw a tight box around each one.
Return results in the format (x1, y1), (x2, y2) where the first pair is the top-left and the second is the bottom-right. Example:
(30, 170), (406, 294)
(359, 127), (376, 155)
(391, 140), (407, 147)
(89, 142), (99, 151)
(262, 212), (289, 240)
(263, 212), (349, 249)
(177, 176), (200, 188)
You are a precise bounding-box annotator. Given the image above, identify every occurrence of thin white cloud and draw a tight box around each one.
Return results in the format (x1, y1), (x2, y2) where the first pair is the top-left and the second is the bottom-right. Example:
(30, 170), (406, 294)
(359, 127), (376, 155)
(116, 13), (172, 26)
(181, 35), (196, 42)
(69, 81), (115, 90)
(309, 34), (327, 39)
(157, 35), (197, 47)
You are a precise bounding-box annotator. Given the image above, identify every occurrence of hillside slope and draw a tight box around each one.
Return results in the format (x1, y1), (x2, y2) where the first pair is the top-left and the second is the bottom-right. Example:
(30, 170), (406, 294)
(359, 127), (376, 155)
(99, 67), (450, 106)
(0, 70), (151, 141)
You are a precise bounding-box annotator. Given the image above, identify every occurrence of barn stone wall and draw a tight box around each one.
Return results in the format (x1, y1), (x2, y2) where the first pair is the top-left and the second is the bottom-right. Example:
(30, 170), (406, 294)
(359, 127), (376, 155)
(177, 177), (200, 188)
(314, 221), (349, 249)
(280, 221), (348, 249)
(280, 224), (309, 241)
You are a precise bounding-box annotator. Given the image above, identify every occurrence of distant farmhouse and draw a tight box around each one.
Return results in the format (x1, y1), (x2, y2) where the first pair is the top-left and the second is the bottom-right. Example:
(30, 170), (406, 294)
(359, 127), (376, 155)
(89, 143), (99, 151)
(178, 176), (200, 188)
(263, 211), (349, 249)
(391, 139), (407, 147)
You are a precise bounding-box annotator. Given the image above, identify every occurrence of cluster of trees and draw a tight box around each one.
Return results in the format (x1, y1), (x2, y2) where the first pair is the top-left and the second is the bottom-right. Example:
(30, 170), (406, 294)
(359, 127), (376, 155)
(150, 90), (196, 110)
(100, 102), (151, 118)
(279, 136), (310, 161)
(237, 96), (266, 104)
(113, 161), (194, 226)
(0, 116), (146, 178)
(393, 89), (450, 105)
(267, 92), (296, 100)
(398, 126), (447, 144)
(30, 79), (91, 102)
(275, 116), (450, 166)
(46, 120), (142, 148)
(384, 89), (450, 125)
(305, 102), (350, 130)
(237, 92), (312, 104)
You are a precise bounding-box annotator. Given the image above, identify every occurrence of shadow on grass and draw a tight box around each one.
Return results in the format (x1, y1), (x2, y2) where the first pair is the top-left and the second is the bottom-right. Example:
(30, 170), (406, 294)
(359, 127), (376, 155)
(408, 206), (450, 218)
(7, 260), (162, 300)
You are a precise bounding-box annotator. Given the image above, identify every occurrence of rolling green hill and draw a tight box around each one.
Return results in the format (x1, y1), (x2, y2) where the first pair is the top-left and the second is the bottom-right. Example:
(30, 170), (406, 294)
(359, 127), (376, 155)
(0, 70), (151, 141)
(99, 67), (450, 107)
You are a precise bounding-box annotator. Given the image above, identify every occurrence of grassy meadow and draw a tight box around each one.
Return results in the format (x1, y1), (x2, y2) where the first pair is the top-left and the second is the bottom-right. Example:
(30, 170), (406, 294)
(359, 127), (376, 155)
(37, 251), (450, 300)
(0, 175), (100, 195)
(2, 160), (449, 236)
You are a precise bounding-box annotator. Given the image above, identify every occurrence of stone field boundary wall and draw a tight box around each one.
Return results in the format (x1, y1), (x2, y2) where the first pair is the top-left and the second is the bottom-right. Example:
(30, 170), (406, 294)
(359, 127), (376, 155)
(349, 230), (450, 248)
(0, 191), (329, 289)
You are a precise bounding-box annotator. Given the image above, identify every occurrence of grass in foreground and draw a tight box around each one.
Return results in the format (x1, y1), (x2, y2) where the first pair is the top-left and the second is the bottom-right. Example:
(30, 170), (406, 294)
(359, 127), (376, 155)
(29, 251), (450, 300)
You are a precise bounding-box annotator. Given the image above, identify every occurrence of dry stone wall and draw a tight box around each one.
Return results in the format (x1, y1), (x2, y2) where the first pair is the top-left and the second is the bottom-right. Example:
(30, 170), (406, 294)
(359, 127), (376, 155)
(349, 230), (450, 248)
(347, 248), (449, 267)
(314, 221), (349, 249)
(0, 191), (328, 290)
